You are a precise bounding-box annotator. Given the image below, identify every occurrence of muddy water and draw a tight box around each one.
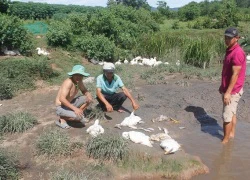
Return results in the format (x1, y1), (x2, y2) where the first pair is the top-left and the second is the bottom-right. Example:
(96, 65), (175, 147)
(138, 77), (250, 180)
(179, 119), (250, 179)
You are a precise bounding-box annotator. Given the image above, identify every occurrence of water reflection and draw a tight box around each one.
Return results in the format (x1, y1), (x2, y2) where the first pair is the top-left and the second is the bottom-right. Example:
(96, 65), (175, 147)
(185, 106), (223, 139)
(213, 141), (234, 179)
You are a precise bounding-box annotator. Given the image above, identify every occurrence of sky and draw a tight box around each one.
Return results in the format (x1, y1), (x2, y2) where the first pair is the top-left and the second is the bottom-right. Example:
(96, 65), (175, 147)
(13, 0), (205, 8)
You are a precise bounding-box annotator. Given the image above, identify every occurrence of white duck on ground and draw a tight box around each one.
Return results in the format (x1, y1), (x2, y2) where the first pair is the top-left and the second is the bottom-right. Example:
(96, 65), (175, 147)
(159, 128), (181, 154)
(36, 47), (50, 56)
(122, 131), (153, 147)
(115, 111), (143, 129)
(86, 119), (104, 137)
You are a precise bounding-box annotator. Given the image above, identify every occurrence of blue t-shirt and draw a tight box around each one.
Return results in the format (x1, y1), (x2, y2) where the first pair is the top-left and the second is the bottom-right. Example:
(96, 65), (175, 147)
(96, 74), (124, 95)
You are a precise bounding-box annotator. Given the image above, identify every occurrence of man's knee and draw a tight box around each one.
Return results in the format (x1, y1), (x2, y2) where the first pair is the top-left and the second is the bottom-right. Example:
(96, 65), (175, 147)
(119, 92), (127, 101)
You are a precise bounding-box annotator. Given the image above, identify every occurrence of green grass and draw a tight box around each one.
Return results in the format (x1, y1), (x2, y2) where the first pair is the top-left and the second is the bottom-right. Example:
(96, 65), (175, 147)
(119, 151), (203, 179)
(0, 57), (58, 100)
(86, 135), (128, 162)
(36, 128), (73, 157)
(0, 148), (19, 180)
(50, 163), (111, 180)
(0, 112), (37, 134)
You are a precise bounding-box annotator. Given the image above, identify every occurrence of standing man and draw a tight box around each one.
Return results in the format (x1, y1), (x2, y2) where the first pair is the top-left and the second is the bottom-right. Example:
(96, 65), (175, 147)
(96, 62), (139, 112)
(219, 27), (246, 144)
(55, 65), (93, 129)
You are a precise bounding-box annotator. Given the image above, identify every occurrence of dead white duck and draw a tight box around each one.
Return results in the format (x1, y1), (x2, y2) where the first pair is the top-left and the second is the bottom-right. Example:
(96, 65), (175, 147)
(159, 128), (181, 154)
(150, 128), (171, 142)
(115, 111), (143, 129)
(122, 131), (153, 147)
(86, 119), (104, 137)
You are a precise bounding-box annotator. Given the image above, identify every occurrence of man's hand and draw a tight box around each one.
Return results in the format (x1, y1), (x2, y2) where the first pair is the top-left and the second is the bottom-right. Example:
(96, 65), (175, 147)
(106, 103), (113, 112)
(223, 92), (231, 105)
(132, 102), (139, 110)
(74, 108), (83, 117)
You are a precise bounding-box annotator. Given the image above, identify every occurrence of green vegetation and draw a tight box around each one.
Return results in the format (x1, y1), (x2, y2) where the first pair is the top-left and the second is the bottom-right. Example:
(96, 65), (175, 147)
(0, 14), (33, 55)
(86, 135), (128, 162)
(36, 128), (74, 157)
(0, 148), (19, 180)
(50, 164), (112, 180)
(119, 151), (203, 178)
(0, 58), (57, 100)
(0, 112), (37, 133)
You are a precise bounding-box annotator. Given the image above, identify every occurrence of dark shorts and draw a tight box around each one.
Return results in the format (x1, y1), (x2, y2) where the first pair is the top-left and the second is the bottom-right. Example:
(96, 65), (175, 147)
(56, 96), (86, 120)
(97, 92), (127, 111)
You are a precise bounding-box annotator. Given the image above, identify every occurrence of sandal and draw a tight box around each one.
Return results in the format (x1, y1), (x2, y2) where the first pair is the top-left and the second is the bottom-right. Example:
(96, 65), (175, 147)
(55, 120), (70, 129)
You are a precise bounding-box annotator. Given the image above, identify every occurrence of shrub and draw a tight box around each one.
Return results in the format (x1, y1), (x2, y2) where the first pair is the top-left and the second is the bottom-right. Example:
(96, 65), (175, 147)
(36, 128), (72, 157)
(0, 148), (19, 180)
(0, 58), (57, 99)
(75, 34), (116, 61)
(86, 135), (128, 162)
(0, 14), (33, 55)
(46, 20), (72, 47)
(0, 112), (37, 133)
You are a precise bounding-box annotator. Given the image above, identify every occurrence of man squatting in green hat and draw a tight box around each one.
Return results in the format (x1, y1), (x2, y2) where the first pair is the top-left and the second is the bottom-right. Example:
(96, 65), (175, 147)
(55, 65), (93, 129)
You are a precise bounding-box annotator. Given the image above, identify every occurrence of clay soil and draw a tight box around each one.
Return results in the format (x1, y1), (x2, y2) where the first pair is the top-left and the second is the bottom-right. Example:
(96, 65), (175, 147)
(1, 74), (250, 180)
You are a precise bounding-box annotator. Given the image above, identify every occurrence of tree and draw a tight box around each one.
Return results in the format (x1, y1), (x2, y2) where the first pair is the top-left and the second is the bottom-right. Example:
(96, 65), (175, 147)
(0, 0), (9, 13)
(157, 1), (171, 17)
(178, 2), (201, 21)
(215, 0), (238, 28)
(114, 0), (150, 10)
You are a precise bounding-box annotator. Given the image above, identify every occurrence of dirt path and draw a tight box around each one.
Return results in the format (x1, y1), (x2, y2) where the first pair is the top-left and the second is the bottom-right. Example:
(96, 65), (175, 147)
(1, 74), (250, 179)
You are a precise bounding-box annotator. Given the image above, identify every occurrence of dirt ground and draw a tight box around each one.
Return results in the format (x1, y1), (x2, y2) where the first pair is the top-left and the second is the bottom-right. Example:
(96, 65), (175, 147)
(1, 73), (250, 179)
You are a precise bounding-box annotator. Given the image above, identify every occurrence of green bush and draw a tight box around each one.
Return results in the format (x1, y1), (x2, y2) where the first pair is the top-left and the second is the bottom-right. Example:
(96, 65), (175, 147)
(0, 112), (37, 133)
(75, 34), (116, 61)
(0, 148), (19, 180)
(46, 20), (72, 47)
(0, 14), (33, 55)
(0, 58), (57, 99)
(36, 129), (72, 157)
(86, 135), (128, 162)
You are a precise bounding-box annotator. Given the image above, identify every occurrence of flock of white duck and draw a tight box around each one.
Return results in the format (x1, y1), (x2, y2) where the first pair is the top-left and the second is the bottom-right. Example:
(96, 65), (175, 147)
(86, 111), (181, 155)
(97, 56), (172, 67)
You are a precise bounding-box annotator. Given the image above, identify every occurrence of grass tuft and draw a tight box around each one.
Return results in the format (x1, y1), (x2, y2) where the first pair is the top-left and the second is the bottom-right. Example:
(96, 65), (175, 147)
(0, 111), (37, 133)
(86, 135), (128, 162)
(36, 128), (72, 157)
(0, 148), (19, 180)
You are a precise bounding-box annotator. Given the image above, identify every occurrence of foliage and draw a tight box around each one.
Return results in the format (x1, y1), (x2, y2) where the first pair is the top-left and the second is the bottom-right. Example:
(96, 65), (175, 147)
(86, 135), (128, 162)
(50, 164), (111, 180)
(0, 14), (33, 54)
(75, 34), (116, 61)
(0, 148), (19, 180)
(214, 0), (239, 28)
(0, 58), (57, 100)
(46, 20), (72, 47)
(178, 2), (201, 21)
(108, 0), (151, 10)
(119, 151), (203, 178)
(36, 128), (72, 157)
(8, 1), (100, 20)
(0, 0), (9, 13)
(0, 111), (37, 133)
(183, 37), (219, 68)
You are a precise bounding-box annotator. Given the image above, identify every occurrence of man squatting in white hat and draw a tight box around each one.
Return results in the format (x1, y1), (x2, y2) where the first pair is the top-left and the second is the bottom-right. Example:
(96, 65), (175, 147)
(96, 63), (139, 112)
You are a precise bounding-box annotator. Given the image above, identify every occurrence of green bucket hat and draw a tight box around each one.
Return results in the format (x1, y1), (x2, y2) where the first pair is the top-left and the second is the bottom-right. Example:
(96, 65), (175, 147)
(67, 65), (90, 77)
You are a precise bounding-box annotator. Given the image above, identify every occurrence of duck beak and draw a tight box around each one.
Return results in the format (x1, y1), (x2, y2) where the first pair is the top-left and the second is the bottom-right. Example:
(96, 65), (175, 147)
(164, 151), (169, 155)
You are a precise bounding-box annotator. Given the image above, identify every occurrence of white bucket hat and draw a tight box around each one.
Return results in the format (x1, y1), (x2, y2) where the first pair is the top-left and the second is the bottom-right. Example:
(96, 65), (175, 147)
(103, 63), (115, 72)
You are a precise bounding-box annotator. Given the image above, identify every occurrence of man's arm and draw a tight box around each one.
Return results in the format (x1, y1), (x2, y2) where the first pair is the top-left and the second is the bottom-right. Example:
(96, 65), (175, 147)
(96, 88), (113, 112)
(224, 65), (241, 105)
(121, 86), (139, 110)
(59, 80), (83, 116)
(78, 81), (93, 103)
